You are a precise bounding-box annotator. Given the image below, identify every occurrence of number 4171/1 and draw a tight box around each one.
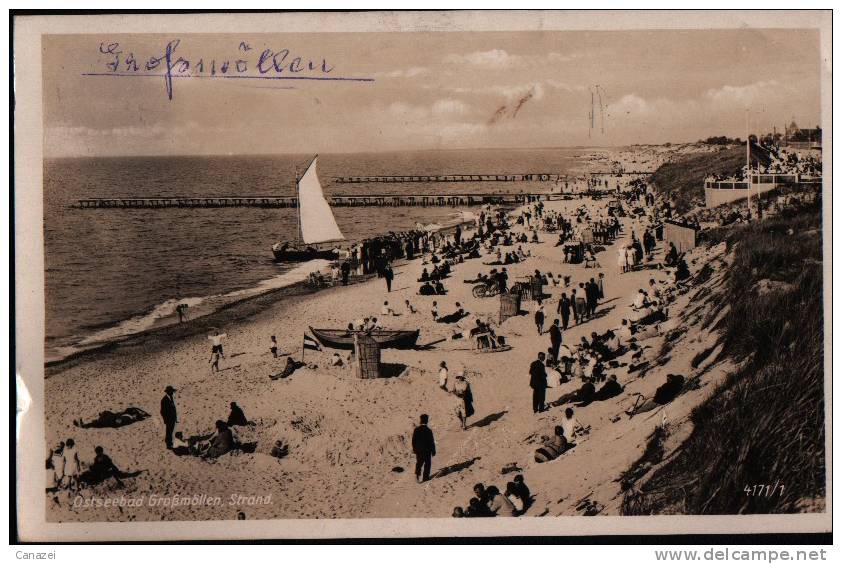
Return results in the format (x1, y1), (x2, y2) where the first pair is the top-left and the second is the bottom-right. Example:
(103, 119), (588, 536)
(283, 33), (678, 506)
(744, 482), (785, 497)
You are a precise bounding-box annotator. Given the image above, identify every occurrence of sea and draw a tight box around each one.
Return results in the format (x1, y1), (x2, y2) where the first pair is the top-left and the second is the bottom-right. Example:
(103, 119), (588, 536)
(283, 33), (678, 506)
(44, 148), (594, 362)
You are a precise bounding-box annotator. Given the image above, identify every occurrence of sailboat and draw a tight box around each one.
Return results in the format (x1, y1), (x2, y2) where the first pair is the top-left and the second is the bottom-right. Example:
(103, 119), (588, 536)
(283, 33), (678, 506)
(272, 156), (345, 262)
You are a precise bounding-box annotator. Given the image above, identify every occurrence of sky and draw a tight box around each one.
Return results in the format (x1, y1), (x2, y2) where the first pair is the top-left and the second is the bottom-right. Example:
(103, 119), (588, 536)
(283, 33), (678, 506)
(41, 29), (822, 157)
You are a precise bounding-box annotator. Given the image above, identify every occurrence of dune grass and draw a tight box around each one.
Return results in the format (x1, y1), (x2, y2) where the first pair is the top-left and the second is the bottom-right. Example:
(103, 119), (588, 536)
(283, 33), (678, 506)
(650, 146), (746, 214)
(622, 205), (825, 514)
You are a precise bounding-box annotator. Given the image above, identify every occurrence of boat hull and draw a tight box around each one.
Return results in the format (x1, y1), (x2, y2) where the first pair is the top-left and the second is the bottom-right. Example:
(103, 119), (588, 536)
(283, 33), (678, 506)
(309, 327), (420, 350)
(272, 246), (339, 263)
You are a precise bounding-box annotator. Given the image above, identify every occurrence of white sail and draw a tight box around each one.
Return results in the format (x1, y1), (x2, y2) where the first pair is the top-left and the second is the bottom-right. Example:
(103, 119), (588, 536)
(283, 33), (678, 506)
(297, 156), (344, 245)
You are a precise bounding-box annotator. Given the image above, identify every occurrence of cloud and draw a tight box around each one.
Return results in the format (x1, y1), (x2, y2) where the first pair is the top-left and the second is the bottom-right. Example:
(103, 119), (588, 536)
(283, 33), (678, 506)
(437, 81), (548, 102)
(436, 79), (588, 101)
(443, 49), (516, 67)
(611, 94), (655, 116)
(431, 99), (470, 115)
(703, 80), (785, 107)
(388, 98), (472, 123)
(442, 50), (581, 69)
(545, 79), (588, 93)
(374, 66), (429, 78)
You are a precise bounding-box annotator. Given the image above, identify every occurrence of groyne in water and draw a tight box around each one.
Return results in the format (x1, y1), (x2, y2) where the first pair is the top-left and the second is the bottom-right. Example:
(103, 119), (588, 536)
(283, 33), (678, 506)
(332, 171), (653, 183)
(77, 193), (562, 209)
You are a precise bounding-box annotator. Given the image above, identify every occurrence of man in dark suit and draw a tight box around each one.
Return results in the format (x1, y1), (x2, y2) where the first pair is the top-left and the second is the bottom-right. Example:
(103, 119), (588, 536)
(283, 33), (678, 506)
(587, 278), (599, 317)
(411, 414), (436, 483)
(529, 352), (548, 413)
(549, 319), (563, 364)
(160, 386), (178, 450)
(558, 292), (571, 330)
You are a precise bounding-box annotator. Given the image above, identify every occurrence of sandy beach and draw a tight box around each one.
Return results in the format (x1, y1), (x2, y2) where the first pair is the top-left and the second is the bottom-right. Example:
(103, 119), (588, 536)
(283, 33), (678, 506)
(43, 182), (740, 522)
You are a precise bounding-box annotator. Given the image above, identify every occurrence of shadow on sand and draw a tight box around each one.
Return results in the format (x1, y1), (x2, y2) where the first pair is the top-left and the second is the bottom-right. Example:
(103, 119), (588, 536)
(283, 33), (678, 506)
(434, 456), (481, 479)
(470, 410), (508, 429)
(414, 338), (447, 351)
(380, 362), (408, 379)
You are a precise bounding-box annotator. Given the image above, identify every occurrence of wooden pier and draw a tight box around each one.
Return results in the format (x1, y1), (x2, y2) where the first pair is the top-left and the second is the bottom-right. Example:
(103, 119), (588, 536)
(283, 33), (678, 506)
(77, 193), (558, 209)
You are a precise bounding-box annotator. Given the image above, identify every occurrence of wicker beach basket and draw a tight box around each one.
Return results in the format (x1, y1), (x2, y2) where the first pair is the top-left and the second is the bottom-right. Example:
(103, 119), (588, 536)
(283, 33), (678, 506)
(499, 292), (521, 324)
(353, 333), (381, 379)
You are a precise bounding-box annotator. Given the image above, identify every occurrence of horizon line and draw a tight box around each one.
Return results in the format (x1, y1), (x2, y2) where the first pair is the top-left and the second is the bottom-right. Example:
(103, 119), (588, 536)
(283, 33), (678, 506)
(45, 143), (684, 160)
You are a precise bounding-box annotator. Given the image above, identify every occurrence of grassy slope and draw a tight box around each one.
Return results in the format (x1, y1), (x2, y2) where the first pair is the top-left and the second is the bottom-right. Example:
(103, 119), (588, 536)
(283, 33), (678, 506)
(650, 146), (746, 214)
(623, 204), (825, 514)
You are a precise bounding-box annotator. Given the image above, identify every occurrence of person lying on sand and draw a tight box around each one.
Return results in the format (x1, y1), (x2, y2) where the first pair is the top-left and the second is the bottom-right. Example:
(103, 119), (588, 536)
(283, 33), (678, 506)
(534, 425), (572, 463)
(171, 432), (191, 455)
(464, 246), (481, 259)
(437, 303), (468, 324)
(79, 446), (144, 488)
(626, 374), (686, 418)
(74, 407), (150, 429)
(270, 357), (306, 380)
(464, 272), (492, 285)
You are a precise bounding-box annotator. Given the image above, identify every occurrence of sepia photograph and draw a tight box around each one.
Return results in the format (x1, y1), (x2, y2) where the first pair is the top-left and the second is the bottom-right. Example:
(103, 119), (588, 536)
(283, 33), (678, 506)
(12, 9), (831, 542)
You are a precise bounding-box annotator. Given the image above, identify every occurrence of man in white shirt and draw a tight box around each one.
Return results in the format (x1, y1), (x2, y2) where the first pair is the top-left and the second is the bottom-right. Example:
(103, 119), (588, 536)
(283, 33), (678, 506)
(561, 408), (583, 442)
(208, 331), (227, 358)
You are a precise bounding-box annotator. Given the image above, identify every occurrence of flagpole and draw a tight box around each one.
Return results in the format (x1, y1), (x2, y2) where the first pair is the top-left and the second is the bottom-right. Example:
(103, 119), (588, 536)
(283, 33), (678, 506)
(745, 109), (752, 220)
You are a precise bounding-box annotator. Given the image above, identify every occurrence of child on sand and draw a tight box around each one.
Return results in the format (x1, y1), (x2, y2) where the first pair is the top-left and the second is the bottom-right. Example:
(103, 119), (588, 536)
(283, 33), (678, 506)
(270, 335), (278, 358)
(381, 301), (396, 316)
(438, 361), (448, 390)
(534, 299), (545, 335)
(62, 438), (81, 492)
(452, 374), (474, 431)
